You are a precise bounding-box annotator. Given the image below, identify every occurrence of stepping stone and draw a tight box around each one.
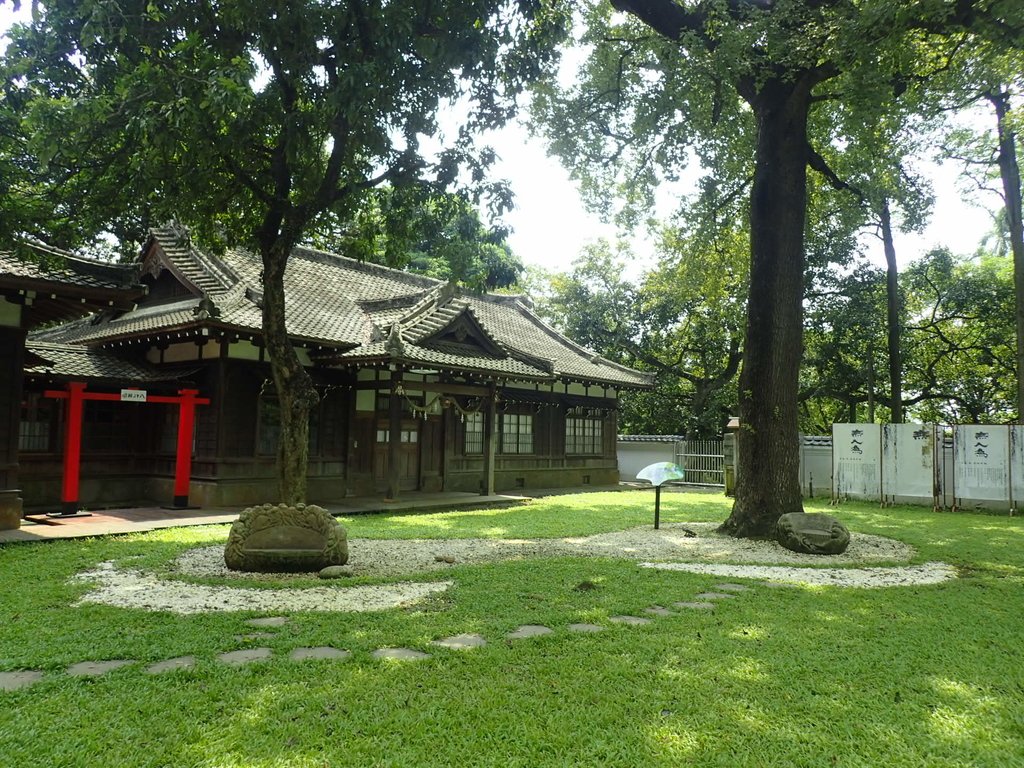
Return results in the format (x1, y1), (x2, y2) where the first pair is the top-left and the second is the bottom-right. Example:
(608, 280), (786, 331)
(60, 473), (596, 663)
(714, 583), (753, 593)
(567, 623), (605, 633)
(234, 632), (278, 641)
(431, 633), (487, 650)
(0, 670), (44, 691)
(371, 648), (431, 661)
(609, 615), (652, 626)
(146, 656), (196, 674)
(506, 625), (554, 640)
(218, 648), (272, 666)
(289, 647), (352, 662)
(644, 605), (675, 617)
(694, 592), (736, 600)
(246, 616), (289, 628)
(67, 660), (134, 677)
(319, 565), (354, 579)
(673, 601), (715, 611)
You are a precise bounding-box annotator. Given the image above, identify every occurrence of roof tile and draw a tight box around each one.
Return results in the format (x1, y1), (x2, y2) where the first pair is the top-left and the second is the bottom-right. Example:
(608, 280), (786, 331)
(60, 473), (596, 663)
(31, 229), (652, 388)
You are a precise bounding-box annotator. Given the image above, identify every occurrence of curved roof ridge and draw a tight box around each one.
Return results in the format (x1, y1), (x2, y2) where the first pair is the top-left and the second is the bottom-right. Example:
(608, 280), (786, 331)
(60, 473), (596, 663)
(396, 283), (458, 328)
(291, 245), (442, 289)
(481, 295), (600, 361)
(148, 226), (239, 295)
(470, 295), (655, 386)
(1, 242), (141, 288)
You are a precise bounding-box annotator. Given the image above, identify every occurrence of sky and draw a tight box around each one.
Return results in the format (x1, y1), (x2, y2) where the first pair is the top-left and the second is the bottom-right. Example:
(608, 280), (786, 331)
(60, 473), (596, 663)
(487, 114), (1000, 280)
(0, 5), (1002, 281)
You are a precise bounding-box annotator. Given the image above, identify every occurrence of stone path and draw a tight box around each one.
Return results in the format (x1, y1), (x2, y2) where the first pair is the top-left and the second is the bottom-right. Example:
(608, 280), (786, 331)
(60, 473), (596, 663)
(0, 582), (756, 692)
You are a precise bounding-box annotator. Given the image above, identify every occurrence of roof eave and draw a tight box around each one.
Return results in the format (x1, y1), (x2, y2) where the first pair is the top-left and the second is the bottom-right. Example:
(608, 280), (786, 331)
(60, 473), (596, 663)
(318, 352), (554, 383)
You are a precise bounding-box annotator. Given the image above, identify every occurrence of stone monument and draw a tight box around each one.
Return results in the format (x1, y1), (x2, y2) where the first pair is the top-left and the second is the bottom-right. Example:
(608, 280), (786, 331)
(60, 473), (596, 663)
(224, 502), (348, 572)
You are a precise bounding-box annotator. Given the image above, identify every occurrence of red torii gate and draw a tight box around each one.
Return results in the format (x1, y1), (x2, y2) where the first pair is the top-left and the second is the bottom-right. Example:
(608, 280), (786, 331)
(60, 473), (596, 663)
(44, 382), (211, 515)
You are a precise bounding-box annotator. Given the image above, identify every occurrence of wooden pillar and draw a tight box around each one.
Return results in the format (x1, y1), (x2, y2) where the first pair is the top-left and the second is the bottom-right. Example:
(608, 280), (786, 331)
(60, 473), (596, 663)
(214, 344), (230, 467)
(59, 381), (87, 515)
(481, 383), (497, 496)
(172, 389), (199, 507)
(0, 322), (25, 529)
(386, 369), (402, 500)
(345, 380), (359, 491)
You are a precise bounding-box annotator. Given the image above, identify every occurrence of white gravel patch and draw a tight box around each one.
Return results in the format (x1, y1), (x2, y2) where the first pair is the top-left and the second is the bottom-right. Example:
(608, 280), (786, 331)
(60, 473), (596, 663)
(72, 561), (451, 614)
(171, 522), (917, 582)
(640, 561), (958, 588)
(70, 523), (953, 614)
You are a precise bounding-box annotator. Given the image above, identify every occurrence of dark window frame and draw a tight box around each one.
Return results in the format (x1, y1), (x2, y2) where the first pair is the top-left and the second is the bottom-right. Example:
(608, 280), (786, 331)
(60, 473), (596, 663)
(565, 412), (605, 456)
(501, 412), (534, 455)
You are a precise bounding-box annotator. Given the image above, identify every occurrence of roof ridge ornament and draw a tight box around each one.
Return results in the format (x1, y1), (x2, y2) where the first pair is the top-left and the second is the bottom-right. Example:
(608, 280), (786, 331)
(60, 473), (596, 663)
(192, 296), (221, 320)
(436, 282), (458, 306)
(386, 322), (405, 357)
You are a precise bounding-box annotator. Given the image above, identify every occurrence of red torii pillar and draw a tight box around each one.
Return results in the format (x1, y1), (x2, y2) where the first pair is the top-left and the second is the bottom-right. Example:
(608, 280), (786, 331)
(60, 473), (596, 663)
(172, 389), (203, 508)
(45, 383), (211, 515)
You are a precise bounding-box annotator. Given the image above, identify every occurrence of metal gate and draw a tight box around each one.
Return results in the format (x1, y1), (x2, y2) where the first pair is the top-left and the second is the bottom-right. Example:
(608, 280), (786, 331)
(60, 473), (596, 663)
(674, 439), (725, 487)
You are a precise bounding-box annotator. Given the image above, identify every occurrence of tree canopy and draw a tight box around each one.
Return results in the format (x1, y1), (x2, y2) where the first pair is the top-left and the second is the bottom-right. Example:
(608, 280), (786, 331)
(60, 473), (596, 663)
(1, 0), (567, 501)
(540, 231), (744, 438)
(532, 0), (1022, 536)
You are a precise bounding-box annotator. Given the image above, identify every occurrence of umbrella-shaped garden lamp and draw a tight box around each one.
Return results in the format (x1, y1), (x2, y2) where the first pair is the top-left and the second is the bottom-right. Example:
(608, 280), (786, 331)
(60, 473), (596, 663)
(636, 462), (685, 529)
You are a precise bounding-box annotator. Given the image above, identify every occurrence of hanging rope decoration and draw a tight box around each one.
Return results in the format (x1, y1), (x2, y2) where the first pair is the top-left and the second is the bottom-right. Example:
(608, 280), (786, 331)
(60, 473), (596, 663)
(394, 384), (496, 422)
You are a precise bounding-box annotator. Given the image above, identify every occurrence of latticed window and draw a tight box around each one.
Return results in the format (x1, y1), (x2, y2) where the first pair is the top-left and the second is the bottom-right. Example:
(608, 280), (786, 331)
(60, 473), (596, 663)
(376, 428), (418, 444)
(257, 395), (281, 456)
(82, 400), (132, 453)
(501, 413), (533, 454)
(158, 407), (208, 457)
(19, 392), (55, 452)
(565, 414), (604, 455)
(259, 394), (321, 456)
(463, 411), (484, 454)
(158, 407), (179, 454)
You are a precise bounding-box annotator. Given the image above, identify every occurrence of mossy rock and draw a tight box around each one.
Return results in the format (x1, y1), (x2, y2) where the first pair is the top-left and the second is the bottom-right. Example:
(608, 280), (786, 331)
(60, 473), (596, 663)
(224, 503), (348, 572)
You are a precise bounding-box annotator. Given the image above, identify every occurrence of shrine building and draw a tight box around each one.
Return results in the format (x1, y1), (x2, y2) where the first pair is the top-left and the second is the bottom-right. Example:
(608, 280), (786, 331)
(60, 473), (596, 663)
(0, 225), (652, 529)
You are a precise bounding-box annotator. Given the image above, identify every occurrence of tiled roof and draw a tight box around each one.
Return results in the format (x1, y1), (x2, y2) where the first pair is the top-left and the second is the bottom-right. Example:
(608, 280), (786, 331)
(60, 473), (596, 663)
(332, 339), (551, 379)
(34, 226), (652, 388)
(0, 247), (140, 290)
(25, 341), (190, 382)
(32, 296), (206, 344)
(617, 434), (687, 443)
(149, 227), (237, 295)
(466, 296), (653, 387)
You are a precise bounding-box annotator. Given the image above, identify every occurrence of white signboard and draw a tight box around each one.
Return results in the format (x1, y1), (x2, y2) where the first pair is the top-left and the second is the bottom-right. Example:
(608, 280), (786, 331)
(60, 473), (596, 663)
(832, 423), (881, 501)
(953, 425), (1009, 503)
(1009, 426), (1024, 510)
(120, 389), (148, 403)
(881, 423), (936, 500)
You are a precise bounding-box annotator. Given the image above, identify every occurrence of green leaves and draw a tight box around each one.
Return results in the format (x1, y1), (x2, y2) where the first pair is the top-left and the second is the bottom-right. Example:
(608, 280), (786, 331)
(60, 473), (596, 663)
(540, 235), (743, 437)
(0, 0), (571, 256)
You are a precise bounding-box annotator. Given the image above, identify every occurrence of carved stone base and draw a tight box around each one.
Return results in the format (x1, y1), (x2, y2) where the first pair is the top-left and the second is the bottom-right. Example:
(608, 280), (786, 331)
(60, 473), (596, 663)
(0, 490), (22, 530)
(775, 512), (850, 555)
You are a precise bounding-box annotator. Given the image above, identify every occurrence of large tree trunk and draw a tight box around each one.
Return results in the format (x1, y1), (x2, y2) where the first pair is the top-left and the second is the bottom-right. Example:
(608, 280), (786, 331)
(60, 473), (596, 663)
(989, 89), (1024, 424)
(261, 242), (319, 503)
(720, 77), (810, 538)
(880, 199), (903, 423)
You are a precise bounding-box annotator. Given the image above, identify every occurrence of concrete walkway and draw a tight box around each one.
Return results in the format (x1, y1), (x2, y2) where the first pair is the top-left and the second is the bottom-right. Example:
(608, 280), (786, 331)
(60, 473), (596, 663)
(0, 486), (626, 544)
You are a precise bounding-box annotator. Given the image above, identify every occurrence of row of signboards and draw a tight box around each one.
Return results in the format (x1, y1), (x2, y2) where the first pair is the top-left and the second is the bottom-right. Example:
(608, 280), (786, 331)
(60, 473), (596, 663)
(832, 423), (1024, 508)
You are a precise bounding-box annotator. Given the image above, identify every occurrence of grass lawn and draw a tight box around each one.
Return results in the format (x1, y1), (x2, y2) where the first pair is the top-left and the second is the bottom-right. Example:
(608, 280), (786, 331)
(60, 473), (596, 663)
(1, 490), (1023, 767)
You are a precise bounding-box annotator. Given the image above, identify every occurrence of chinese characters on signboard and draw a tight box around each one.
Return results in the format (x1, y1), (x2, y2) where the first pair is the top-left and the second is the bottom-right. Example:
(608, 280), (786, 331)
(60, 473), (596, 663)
(953, 425), (1009, 502)
(881, 424), (935, 500)
(832, 423), (881, 500)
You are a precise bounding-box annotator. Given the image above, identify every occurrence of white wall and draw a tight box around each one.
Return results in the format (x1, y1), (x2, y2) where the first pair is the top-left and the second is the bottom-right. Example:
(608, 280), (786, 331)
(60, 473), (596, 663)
(617, 442), (677, 481)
